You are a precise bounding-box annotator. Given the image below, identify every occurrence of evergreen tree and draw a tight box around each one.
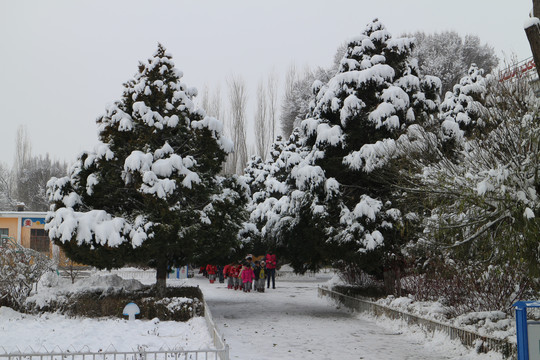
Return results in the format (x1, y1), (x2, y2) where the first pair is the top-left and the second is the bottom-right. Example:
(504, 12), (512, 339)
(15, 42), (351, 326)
(280, 67), (336, 138)
(284, 19), (440, 290)
(46, 45), (243, 294)
(241, 129), (312, 258)
(424, 78), (540, 269)
(439, 64), (489, 149)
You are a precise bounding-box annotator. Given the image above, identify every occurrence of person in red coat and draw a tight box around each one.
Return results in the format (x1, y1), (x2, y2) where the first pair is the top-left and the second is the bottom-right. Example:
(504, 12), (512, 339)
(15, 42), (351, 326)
(265, 251), (277, 289)
(231, 263), (241, 290)
(223, 263), (234, 289)
(206, 264), (217, 283)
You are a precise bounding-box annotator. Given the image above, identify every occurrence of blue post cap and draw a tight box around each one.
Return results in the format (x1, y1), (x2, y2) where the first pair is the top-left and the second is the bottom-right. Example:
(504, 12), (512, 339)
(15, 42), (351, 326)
(513, 301), (540, 309)
(512, 301), (540, 360)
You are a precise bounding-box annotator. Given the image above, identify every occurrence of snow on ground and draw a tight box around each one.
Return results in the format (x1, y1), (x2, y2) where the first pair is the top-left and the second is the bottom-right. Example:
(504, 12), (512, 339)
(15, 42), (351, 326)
(0, 272), (213, 353)
(1, 269), (506, 359)
(0, 307), (211, 353)
(188, 273), (504, 360)
(376, 295), (515, 341)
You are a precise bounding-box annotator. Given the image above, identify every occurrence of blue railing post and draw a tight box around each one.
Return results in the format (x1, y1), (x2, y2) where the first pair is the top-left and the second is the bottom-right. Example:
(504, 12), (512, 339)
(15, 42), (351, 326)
(515, 303), (529, 360)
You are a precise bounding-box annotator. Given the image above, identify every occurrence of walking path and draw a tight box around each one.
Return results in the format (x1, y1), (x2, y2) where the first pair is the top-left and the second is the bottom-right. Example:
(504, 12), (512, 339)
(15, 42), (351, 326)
(193, 274), (499, 360)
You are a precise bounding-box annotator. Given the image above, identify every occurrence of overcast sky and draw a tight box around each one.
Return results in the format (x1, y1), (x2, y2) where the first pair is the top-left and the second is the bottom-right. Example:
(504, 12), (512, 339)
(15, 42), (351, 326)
(0, 0), (533, 168)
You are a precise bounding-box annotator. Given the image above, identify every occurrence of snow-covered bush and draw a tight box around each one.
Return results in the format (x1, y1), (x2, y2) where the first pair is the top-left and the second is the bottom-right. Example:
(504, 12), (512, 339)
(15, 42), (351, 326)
(0, 240), (54, 310)
(402, 261), (531, 316)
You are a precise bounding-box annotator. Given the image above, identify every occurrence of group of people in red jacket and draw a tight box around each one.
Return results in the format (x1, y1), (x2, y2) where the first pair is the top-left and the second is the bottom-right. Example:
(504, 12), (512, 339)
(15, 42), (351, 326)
(205, 251), (277, 292)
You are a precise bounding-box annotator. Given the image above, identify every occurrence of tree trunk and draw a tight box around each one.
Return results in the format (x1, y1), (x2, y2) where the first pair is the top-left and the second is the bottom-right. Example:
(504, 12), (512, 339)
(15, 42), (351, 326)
(383, 268), (396, 295)
(155, 260), (168, 298)
(395, 267), (402, 297)
(526, 0), (540, 79)
(535, 0), (540, 18)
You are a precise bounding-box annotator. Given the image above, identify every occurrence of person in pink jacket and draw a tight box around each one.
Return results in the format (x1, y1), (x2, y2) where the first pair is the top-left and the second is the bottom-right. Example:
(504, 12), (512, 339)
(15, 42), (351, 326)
(240, 262), (255, 292)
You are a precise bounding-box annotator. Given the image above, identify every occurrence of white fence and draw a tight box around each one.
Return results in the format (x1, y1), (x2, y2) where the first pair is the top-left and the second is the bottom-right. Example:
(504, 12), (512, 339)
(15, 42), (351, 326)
(0, 347), (225, 360)
(202, 299), (229, 360)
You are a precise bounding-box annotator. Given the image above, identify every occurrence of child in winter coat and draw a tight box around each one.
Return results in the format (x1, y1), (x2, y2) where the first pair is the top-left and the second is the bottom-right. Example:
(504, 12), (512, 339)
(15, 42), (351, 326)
(255, 261), (266, 292)
(240, 262), (255, 292)
(206, 264), (217, 283)
(223, 263), (233, 289)
(231, 263), (241, 290)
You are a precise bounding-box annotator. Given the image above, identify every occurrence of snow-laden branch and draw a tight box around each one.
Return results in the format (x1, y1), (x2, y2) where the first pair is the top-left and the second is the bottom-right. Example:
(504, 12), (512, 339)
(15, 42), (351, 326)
(443, 210), (512, 249)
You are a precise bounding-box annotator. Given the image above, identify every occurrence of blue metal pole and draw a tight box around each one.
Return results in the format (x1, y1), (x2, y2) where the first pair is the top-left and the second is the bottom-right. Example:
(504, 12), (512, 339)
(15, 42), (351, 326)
(516, 305), (529, 360)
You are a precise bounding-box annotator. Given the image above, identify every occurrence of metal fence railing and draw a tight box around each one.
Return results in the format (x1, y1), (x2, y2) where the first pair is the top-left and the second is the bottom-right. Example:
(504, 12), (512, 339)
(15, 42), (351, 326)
(0, 347), (225, 360)
(318, 286), (516, 359)
(202, 299), (229, 360)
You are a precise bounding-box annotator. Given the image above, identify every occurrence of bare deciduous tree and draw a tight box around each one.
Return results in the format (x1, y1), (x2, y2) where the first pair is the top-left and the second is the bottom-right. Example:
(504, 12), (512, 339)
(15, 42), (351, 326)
(14, 125), (32, 209)
(226, 75), (249, 174)
(280, 64), (298, 137)
(14, 125), (32, 179)
(267, 71), (279, 143)
(0, 162), (14, 210)
(200, 84), (210, 115)
(12, 125), (67, 211)
(210, 85), (223, 121)
(254, 79), (269, 159)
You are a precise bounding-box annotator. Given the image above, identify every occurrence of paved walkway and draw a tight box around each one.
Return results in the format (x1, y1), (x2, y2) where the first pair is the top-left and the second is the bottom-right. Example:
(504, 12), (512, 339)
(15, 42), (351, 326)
(194, 275), (475, 360)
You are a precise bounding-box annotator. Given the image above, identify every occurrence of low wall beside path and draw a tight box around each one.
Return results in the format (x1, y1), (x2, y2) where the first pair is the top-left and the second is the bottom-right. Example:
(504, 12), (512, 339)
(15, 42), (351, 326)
(318, 286), (516, 359)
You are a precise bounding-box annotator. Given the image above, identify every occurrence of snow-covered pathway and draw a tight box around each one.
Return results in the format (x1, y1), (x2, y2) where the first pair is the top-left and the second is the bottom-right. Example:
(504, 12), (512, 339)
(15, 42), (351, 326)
(193, 275), (489, 360)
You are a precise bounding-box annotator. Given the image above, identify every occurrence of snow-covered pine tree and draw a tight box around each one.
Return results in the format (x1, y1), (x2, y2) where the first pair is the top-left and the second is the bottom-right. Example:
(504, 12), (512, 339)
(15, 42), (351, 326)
(439, 64), (489, 155)
(243, 155), (266, 195)
(287, 19), (440, 289)
(240, 133), (299, 255)
(46, 44), (242, 294)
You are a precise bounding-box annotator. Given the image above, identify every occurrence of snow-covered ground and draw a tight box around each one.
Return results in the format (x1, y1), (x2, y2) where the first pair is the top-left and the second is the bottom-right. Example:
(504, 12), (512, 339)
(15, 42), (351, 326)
(0, 307), (212, 353)
(192, 273), (503, 360)
(0, 273), (214, 353)
(1, 270), (505, 359)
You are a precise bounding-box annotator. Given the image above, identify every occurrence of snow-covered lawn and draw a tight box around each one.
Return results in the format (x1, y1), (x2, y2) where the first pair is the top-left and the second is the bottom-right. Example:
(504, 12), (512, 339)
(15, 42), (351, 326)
(0, 273), (214, 353)
(0, 307), (212, 353)
(1, 270), (506, 359)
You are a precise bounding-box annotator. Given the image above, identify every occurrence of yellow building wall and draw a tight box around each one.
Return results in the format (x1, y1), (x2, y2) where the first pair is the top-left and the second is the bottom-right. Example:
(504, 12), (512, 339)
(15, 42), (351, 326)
(0, 218), (19, 242)
(20, 220), (46, 249)
(1, 214), (88, 269)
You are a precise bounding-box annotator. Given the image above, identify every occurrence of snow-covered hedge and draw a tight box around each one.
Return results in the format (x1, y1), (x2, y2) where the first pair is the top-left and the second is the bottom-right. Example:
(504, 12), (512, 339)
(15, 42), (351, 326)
(0, 242), (54, 310)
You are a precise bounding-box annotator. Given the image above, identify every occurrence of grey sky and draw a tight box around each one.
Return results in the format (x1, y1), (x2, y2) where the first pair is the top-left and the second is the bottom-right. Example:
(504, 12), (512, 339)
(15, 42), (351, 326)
(0, 0), (533, 168)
